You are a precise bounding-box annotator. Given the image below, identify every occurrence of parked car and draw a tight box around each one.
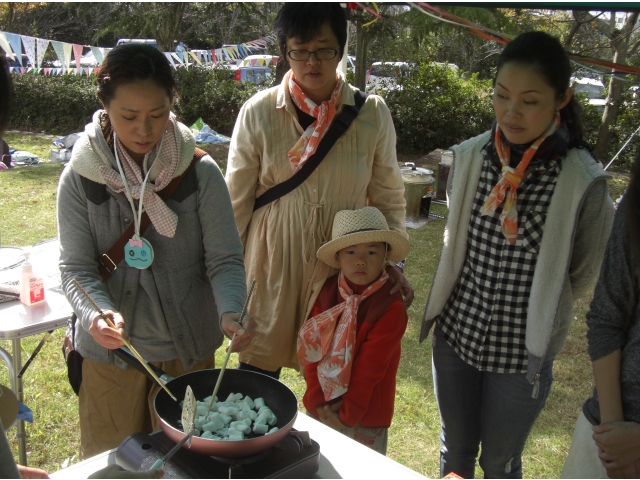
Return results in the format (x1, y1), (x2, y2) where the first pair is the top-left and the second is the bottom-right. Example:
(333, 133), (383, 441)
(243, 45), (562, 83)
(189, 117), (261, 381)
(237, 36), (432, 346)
(365, 62), (413, 94)
(571, 77), (606, 113)
(346, 55), (355, 73)
(116, 38), (159, 49)
(365, 61), (458, 95)
(4, 53), (29, 68)
(235, 55), (278, 84)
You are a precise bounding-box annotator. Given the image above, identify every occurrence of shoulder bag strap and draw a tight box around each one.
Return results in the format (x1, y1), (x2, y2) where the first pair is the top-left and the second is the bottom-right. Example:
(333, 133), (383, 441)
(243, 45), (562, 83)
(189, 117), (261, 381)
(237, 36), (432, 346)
(98, 148), (207, 280)
(253, 90), (368, 212)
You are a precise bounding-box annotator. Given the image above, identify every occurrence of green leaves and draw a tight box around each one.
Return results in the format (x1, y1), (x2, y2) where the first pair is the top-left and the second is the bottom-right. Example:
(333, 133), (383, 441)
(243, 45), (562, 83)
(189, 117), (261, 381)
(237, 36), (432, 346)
(383, 62), (494, 155)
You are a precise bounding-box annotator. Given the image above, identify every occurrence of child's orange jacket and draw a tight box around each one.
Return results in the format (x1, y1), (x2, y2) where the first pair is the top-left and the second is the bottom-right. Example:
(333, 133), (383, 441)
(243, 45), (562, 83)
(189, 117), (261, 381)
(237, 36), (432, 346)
(303, 273), (408, 428)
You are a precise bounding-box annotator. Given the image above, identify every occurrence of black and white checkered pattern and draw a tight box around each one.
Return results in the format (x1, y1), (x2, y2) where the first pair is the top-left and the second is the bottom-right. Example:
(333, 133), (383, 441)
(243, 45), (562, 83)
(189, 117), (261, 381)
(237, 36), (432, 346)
(436, 151), (562, 373)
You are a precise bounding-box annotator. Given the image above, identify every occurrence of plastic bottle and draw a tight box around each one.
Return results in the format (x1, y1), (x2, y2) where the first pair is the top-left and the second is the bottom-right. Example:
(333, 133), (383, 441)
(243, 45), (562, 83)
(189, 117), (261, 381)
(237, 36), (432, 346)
(20, 250), (45, 306)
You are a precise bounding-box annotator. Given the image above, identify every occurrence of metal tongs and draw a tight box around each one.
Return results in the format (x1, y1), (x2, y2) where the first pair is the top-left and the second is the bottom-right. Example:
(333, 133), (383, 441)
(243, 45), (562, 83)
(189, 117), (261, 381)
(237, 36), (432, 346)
(207, 279), (256, 412)
(150, 385), (196, 470)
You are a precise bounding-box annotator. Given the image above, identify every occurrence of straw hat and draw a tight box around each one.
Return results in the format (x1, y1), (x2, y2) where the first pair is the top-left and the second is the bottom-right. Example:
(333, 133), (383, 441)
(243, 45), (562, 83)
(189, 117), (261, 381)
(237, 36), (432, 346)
(317, 207), (410, 269)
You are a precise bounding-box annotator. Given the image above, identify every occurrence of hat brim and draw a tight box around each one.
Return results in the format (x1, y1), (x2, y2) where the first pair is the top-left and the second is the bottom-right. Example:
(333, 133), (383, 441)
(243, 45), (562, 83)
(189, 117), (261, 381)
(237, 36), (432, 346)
(317, 230), (410, 269)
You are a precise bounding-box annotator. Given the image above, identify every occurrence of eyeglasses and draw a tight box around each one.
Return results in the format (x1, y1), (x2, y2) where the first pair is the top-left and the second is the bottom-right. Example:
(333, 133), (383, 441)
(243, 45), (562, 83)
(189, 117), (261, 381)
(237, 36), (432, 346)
(287, 49), (339, 62)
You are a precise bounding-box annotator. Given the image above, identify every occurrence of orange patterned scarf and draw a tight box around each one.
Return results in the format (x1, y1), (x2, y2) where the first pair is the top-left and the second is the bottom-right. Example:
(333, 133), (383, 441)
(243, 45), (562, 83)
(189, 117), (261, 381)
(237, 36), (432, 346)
(480, 112), (561, 244)
(287, 69), (344, 173)
(297, 270), (389, 401)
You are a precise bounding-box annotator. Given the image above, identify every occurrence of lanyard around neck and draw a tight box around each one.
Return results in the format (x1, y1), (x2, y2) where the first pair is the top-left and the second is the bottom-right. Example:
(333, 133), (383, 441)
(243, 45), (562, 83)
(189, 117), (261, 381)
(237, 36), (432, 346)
(113, 132), (152, 238)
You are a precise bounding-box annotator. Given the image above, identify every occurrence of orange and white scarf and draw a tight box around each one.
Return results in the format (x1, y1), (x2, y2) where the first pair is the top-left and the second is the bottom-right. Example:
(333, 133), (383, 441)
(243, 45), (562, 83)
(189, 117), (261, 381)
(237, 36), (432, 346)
(480, 112), (561, 244)
(287, 69), (344, 173)
(297, 270), (389, 401)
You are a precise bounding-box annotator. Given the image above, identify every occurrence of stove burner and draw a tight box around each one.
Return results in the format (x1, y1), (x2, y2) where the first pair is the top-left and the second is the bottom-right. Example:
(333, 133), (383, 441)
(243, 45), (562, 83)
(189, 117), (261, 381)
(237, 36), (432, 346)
(211, 446), (272, 465)
(116, 429), (320, 478)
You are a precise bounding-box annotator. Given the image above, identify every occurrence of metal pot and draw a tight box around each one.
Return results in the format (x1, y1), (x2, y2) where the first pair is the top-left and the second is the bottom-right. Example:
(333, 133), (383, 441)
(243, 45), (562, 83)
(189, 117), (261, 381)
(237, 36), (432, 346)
(400, 162), (435, 222)
(114, 348), (298, 458)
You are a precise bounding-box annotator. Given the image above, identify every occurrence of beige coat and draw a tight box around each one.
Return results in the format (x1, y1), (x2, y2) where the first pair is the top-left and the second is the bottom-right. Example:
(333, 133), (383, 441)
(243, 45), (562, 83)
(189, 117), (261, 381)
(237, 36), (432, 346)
(226, 74), (406, 371)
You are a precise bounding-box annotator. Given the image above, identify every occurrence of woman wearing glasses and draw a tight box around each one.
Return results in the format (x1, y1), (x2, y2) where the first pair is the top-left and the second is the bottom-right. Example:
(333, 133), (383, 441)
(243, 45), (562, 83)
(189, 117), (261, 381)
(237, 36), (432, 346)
(226, 3), (411, 379)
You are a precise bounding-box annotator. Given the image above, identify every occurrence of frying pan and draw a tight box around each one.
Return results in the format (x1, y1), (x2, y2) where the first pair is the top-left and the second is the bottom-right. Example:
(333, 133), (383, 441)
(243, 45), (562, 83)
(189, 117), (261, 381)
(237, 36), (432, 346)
(114, 348), (298, 458)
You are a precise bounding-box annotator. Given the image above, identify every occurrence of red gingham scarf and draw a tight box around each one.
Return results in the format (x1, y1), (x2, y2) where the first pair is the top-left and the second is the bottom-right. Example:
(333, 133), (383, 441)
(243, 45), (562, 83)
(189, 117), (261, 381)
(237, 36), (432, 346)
(99, 119), (180, 238)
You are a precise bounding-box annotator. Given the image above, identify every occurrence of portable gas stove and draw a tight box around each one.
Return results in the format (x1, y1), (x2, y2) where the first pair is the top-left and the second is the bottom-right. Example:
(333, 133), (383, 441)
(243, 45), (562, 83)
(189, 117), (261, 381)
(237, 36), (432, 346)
(115, 429), (320, 478)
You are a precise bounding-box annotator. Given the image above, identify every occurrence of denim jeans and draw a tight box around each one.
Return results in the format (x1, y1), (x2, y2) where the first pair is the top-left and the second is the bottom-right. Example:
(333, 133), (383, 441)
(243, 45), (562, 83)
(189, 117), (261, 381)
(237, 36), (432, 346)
(432, 327), (554, 479)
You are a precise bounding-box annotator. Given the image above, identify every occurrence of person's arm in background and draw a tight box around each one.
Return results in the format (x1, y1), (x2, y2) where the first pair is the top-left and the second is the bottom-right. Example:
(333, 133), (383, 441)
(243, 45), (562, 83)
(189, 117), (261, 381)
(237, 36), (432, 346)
(586, 197), (640, 478)
(225, 100), (261, 247)
(570, 179), (614, 300)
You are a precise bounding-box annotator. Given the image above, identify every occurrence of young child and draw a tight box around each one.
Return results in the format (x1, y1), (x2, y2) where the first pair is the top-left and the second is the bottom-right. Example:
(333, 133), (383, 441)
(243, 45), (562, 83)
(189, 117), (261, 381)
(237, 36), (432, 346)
(297, 206), (410, 455)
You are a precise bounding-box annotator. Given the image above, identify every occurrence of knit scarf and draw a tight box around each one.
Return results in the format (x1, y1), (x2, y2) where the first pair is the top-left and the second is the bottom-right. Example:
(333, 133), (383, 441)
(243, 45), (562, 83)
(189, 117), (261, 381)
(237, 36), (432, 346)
(480, 112), (561, 244)
(297, 270), (389, 401)
(99, 118), (180, 238)
(287, 69), (344, 173)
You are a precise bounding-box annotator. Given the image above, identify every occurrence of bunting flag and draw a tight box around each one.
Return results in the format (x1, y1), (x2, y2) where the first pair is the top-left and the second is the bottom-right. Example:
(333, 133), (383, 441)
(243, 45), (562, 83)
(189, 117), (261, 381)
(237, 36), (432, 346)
(90, 46), (104, 65)
(0, 29), (278, 73)
(188, 51), (201, 65)
(21, 36), (36, 68)
(72, 44), (83, 69)
(36, 38), (49, 68)
(51, 40), (73, 68)
(0, 32), (14, 59)
(5, 32), (23, 65)
(164, 52), (176, 69)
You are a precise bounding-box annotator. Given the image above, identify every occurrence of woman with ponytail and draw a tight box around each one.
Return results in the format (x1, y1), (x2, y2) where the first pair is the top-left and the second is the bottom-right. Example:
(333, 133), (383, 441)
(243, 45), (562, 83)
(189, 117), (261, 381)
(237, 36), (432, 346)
(419, 31), (615, 478)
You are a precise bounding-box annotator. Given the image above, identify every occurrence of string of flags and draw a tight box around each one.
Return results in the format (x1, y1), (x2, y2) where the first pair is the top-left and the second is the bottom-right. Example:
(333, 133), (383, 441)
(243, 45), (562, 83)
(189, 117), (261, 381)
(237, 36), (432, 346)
(0, 30), (277, 75)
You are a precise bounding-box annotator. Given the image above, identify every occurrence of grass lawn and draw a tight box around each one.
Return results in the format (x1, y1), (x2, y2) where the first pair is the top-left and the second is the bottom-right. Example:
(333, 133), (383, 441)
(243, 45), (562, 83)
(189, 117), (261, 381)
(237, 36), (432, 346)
(0, 156), (630, 477)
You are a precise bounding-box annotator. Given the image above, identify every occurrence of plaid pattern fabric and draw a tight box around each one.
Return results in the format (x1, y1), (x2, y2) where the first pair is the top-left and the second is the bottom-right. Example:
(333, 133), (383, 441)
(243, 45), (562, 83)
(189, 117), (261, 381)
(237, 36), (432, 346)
(99, 119), (180, 238)
(436, 149), (563, 373)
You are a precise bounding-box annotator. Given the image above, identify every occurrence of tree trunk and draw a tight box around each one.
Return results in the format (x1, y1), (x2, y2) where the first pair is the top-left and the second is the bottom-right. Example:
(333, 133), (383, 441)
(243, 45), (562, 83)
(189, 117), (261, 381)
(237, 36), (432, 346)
(354, 21), (369, 91)
(593, 12), (639, 161)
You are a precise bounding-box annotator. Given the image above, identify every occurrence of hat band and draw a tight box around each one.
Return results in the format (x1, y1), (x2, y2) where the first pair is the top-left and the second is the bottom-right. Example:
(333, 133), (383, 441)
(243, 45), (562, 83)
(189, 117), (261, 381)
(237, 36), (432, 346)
(338, 227), (382, 238)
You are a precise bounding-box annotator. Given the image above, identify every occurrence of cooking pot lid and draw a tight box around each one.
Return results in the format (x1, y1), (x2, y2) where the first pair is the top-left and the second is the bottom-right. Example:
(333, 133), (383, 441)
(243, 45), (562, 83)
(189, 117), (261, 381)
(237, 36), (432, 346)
(401, 162), (434, 183)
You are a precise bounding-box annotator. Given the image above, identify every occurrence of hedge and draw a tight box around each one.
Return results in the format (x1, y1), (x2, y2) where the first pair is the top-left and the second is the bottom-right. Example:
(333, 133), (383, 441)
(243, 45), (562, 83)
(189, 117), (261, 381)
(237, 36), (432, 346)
(7, 67), (639, 172)
(8, 68), (269, 138)
(382, 63), (495, 155)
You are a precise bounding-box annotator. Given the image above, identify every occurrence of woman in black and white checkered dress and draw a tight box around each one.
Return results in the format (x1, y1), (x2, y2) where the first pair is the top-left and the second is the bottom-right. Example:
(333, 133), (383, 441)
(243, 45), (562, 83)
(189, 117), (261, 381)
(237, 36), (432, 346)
(419, 31), (615, 479)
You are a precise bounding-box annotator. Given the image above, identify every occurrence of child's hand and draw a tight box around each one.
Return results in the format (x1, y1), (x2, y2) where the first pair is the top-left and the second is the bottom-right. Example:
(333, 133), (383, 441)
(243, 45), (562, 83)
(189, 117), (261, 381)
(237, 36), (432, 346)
(317, 404), (348, 430)
(328, 399), (343, 413)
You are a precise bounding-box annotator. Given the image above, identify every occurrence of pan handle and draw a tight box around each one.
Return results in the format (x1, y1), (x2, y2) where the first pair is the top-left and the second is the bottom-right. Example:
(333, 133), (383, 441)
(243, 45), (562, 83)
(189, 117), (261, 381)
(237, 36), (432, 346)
(113, 347), (174, 384)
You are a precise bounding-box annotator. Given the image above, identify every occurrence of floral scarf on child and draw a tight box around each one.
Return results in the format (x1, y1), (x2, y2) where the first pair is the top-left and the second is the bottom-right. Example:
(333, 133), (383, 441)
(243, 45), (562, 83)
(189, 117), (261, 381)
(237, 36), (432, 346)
(297, 270), (389, 401)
